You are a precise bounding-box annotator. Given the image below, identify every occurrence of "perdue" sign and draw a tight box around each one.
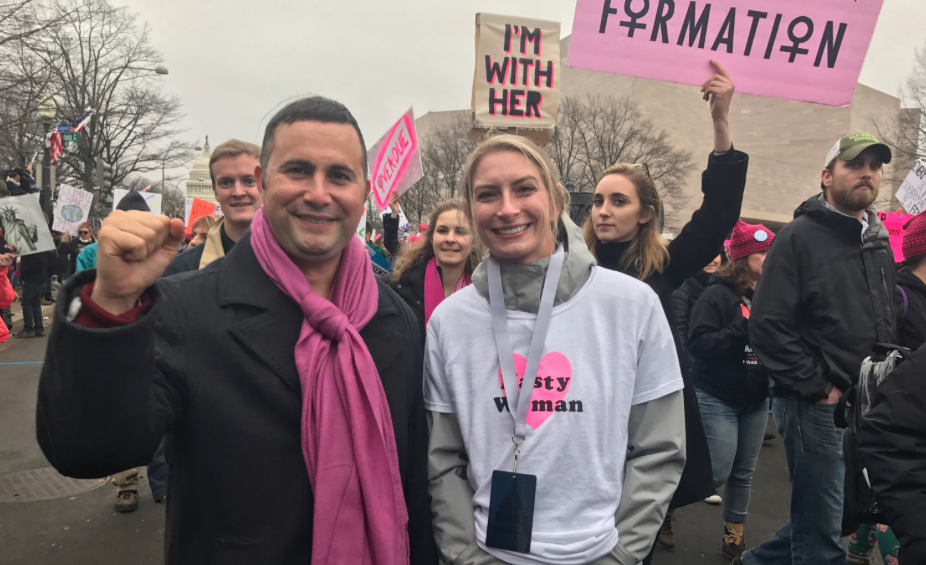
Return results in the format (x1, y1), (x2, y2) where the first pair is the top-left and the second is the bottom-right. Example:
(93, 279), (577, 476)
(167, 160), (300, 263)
(369, 108), (423, 211)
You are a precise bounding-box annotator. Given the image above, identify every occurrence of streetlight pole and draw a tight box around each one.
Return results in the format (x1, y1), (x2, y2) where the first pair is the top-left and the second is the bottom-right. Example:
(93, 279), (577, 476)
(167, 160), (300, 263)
(37, 97), (57, 222)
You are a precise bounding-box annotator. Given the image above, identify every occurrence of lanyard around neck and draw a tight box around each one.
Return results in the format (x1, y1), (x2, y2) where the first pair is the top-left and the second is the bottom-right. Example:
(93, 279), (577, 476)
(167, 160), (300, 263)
(487, 245), (565, 444)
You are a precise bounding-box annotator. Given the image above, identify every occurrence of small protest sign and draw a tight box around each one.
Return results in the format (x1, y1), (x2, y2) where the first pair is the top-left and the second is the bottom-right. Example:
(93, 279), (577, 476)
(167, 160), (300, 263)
(53, 184), (94, 236)
(112, 189), (162, 216)
(368, 108), (423, 211)
(186, 198), (217, 234)
(895, 160), (926, 215)
(357, 203), (368, 240)
(383, 204), (411, 232)
(568, 0), (885, 107)
(0, 194), (55, 256)
(878, 211), (914, 262)
(184, 197), (194, 226)
(365, 240), (392, 278)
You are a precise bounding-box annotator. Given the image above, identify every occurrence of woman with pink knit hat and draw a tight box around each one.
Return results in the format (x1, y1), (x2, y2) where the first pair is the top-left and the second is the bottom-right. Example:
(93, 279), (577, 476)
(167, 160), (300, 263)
(894, 212), (926, 349)
(687, 219), (774, 560)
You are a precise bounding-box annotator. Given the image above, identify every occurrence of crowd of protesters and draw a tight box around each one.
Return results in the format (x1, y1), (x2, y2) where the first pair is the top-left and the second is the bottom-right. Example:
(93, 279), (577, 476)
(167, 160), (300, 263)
(0, 58), (919, 565)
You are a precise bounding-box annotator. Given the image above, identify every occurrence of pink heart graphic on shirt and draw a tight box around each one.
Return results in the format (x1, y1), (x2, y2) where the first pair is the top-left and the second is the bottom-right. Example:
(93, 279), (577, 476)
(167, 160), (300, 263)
(497, 352), (573, 429)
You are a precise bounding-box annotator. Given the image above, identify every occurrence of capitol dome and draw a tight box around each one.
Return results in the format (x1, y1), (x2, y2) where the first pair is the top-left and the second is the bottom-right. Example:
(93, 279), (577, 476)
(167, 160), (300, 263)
(185, 136), (215, 203)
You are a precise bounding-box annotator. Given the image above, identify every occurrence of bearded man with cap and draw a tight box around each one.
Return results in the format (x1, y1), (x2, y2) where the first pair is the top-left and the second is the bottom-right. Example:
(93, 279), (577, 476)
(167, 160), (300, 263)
(733, 134), (895, 565)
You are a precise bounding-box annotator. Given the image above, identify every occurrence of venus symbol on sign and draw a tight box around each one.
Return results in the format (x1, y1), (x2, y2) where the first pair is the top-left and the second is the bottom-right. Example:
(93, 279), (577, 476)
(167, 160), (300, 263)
(60, 205), (84, 222)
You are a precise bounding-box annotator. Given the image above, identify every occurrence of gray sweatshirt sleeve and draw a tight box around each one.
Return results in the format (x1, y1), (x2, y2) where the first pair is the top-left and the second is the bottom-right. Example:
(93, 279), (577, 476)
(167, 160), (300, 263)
(612, 390), (687, 564)
(428, 410), (480, 563)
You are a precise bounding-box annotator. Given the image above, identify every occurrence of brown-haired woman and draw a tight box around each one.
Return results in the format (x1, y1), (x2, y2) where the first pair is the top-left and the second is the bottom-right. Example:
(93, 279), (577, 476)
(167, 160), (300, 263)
(583, 60), (749, 556)
(390, 199), (480, 339)
(687, 220), (774, 560)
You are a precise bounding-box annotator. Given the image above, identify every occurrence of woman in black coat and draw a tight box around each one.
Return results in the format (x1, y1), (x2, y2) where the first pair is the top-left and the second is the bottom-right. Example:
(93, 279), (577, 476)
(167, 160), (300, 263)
(688, 220), (774, 560)
(389, 199), (480, 341)
(672, 253), (722, 361)
(583, 60), (748, 557)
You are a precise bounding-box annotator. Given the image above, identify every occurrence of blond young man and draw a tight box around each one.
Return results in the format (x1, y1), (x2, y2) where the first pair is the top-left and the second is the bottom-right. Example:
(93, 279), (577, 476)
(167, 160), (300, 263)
(164, 139), (263, 275)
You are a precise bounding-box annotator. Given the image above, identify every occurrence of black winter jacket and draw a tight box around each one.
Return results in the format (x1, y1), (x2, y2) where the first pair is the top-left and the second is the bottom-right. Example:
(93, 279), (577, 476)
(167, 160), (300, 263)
(383, 214), (400, 258)
(20, 252), (50, 282)
(858, 343), (926, 565)
(750, 194), (895, 401)
(594, 148), (749, 508)
(36, 235), (437, 565)
(390, 259), (427, 344)
(894, 268), (926, 350)
(672, 269), (712, 360)
(689, 276), (768, 406)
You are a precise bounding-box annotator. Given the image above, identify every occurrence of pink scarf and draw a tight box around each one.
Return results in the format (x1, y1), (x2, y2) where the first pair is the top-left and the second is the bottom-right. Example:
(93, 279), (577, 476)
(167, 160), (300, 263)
(423, 257), (471, 326)
(249, 209), (408, 564)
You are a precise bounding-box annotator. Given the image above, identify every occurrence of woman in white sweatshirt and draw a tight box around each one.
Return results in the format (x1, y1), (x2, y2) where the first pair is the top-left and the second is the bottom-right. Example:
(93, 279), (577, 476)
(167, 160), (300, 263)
(425, 134), (687, 565)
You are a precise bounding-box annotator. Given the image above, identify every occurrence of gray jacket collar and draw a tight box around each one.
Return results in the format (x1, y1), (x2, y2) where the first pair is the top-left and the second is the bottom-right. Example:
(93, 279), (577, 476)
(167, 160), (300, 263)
(471, 214), (596, 314)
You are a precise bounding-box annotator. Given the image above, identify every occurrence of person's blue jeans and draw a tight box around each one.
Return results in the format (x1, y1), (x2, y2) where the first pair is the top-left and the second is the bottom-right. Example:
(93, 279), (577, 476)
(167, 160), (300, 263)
(21, 280), (43, 331)
(147, 437), (170, 501)
(696, 389), (768, 523)
(743, 395), (846, 565)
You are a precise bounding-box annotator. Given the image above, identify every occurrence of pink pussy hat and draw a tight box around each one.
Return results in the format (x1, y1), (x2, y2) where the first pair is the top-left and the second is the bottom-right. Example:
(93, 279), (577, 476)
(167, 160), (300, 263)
(728, 220), (775, 261)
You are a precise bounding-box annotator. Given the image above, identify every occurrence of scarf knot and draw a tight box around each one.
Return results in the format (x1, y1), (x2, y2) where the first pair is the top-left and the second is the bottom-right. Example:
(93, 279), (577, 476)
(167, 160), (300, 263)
(305, 299), (350, 341)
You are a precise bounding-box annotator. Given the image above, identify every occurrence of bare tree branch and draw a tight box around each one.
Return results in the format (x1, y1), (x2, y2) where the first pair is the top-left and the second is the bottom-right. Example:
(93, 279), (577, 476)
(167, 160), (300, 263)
(14, 0), (196, 213)
(878, 42), (926, 166)
(546, 94), (696, 230)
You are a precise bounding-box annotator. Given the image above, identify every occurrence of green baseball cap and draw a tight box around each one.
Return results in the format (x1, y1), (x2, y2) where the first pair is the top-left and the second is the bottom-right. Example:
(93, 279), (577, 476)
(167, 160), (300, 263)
(824, 134), (892, 168)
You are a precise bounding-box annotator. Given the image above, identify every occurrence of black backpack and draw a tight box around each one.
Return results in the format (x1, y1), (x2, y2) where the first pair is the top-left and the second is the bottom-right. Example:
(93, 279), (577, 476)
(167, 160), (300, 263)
(835, 343), (914, 532)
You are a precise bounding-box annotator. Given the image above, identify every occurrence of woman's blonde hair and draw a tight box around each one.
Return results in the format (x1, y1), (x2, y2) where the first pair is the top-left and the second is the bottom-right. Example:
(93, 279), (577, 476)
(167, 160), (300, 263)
(460, 134), (569, 244)
(192, 215), (219, 233)
(391, 199), (481, 283)
(77, 221), (96, 240)
(582, 163), (669, 280)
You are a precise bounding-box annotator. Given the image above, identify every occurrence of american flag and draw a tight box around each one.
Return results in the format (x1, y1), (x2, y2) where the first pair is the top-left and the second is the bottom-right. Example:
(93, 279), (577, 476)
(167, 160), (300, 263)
(46, 131), (62, 164)
(67, 110), (93, 133)
(45, 110), (93, 164)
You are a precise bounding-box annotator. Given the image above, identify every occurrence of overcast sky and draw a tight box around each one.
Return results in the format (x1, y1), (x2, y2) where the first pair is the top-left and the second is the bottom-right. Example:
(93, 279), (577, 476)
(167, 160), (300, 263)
(119, 0), (926, 179)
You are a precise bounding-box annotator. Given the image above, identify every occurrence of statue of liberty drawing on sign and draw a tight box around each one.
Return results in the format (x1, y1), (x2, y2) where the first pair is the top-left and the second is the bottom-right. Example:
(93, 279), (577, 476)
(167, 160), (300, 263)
(0, 205), (39, 254)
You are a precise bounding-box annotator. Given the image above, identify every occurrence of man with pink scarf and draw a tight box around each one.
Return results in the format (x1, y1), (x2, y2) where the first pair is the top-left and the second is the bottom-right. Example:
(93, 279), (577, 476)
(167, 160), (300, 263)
(35, 97), (436, 565)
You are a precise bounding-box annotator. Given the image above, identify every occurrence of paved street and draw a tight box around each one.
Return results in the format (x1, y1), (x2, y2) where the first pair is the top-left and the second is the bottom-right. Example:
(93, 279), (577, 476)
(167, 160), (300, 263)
(1, 310), (796, 565)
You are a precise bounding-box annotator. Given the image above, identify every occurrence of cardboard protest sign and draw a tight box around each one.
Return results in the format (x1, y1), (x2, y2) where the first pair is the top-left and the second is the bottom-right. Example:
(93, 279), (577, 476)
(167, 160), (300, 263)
(878, 211), (914, 262)
(895, 160), (926, 215)
(368, 108), (423, 211)
(112, 189), (162, 216)
(184, 197), (194, 226)
(186, 198), (217, 234)
(0, 194), (55, 256)
(568, 0), (884, 107)
(472, 13), (561, 140)
(53, 184), (94, 236)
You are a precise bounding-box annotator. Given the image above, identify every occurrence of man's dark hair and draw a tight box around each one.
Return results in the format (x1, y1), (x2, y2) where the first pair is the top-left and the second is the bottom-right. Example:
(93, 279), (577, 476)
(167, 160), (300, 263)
(260, 96), (368, 180)
(821, 163), (835, 192)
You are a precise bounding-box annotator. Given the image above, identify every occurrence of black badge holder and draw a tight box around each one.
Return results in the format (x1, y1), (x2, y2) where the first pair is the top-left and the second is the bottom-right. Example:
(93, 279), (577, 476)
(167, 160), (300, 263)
(484, 246), (564, 554)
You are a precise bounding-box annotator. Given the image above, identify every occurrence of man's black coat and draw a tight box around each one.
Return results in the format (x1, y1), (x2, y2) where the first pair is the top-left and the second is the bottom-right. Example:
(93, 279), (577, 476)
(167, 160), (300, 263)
(36, 234), (437, 564)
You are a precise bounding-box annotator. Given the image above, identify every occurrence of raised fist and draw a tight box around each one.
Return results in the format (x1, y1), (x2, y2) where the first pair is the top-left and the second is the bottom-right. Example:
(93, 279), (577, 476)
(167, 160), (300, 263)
(90, 211), (186, 315)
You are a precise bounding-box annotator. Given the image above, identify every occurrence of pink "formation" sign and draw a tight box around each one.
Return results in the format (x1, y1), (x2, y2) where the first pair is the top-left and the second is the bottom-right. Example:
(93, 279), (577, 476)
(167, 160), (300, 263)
(567, 0), (884, 107)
